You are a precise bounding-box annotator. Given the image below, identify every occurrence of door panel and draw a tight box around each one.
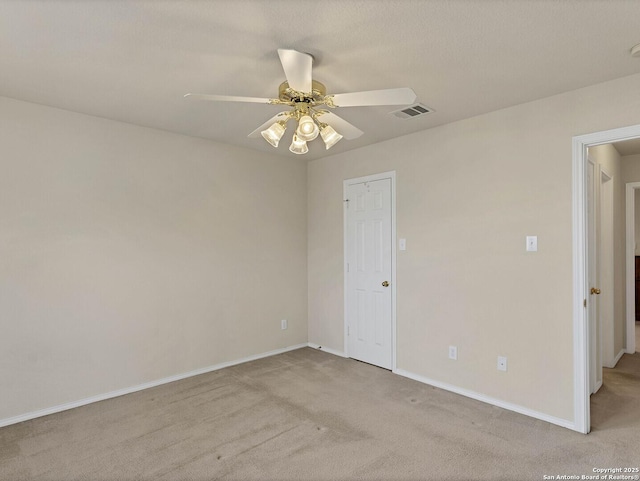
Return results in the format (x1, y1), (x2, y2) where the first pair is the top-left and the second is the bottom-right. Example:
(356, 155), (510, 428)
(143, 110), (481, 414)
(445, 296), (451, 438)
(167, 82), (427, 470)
(346, 178), (393, 369)
(587, 159), (602, 393)
(599, 170), (614, 368)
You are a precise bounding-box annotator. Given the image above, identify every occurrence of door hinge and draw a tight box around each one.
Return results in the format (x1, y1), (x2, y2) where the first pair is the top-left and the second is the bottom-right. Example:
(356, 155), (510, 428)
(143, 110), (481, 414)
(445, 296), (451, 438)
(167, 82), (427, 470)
(343, 198), (350, 209)
(347, 325), (350, 336)
(584, 298), (587, 308)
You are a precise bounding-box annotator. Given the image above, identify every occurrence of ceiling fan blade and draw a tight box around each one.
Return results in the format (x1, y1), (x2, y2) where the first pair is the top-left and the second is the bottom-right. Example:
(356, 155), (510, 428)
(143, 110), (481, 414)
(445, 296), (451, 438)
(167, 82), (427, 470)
(247, 112), (292, 138)
(277, 49), (313, 93)
(315, 111), (363, 140)
(184, 93), (273, 104)
(329, 87), (417, 107)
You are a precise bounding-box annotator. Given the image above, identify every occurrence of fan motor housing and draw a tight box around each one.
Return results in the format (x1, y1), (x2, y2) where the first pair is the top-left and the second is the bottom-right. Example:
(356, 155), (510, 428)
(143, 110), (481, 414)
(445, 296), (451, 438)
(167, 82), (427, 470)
(278, 80), (327, 103)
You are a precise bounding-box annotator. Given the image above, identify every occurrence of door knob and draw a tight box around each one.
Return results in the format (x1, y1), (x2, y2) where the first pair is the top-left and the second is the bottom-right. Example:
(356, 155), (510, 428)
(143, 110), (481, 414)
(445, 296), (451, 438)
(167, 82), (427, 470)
(590, 287), (601, 295)
(382, 281), (389, 287)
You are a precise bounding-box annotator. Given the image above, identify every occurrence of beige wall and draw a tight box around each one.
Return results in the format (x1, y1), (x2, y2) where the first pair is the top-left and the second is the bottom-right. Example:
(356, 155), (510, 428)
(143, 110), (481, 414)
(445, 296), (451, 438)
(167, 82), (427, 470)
(6, 71), (640, 427)
(308, 73), (640, 423)
(621, 154), (640, 182)
(588, 144), (625, 363)
(0, 97), (308, 421)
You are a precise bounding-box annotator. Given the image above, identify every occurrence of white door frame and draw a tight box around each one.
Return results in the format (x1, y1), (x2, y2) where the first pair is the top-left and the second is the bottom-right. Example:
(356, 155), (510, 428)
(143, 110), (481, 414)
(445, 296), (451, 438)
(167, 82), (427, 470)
(343, 171), (397, 371)
(573, 123), (640, 434)
(625, 182), (640, 356)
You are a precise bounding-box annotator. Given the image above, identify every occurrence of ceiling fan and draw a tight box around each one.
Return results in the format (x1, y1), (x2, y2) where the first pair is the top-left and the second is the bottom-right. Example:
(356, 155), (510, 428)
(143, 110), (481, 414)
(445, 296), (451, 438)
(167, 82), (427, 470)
(185, 49), (417, 154)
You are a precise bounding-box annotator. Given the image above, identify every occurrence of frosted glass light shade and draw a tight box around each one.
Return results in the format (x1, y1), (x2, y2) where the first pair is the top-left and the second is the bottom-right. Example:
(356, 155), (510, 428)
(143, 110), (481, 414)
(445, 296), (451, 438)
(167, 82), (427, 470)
(261, 122), (287, 148)
(296, 115), (319, 141)
(289, 134), (309, 154)
(320, 124), (343, 150)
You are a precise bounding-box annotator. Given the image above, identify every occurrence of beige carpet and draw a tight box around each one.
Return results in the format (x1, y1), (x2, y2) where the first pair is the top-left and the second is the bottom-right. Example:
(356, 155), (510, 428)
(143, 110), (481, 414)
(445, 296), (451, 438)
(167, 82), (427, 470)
(1, 347), (639, 481)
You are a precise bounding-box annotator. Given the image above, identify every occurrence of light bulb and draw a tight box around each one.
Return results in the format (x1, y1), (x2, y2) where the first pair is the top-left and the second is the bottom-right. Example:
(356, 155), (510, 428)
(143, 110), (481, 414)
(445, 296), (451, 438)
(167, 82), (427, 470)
(320, 124), (343, 150)
(296, 115), (319, 141)
(261, 121), (287, 148)
(289, 134), (309, 154)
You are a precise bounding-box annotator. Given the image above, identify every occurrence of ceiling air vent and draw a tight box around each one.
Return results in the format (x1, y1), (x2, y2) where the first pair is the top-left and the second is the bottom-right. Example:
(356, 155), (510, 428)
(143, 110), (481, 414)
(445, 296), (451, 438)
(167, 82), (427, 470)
(391, 103), (434, 119)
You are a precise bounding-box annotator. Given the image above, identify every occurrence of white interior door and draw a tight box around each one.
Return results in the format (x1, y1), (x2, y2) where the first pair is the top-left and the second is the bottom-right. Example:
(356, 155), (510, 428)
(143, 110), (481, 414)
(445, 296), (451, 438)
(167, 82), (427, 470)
(587, 158), (602, 394)
(345, 177), (393, 369)
(598, 168), (615, 368)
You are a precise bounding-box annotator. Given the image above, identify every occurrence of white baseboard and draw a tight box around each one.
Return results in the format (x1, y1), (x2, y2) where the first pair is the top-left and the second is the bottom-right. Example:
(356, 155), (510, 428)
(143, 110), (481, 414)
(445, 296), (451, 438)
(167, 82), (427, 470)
(306, 347), (575, 431)
(307, 342), (348, 358)
(612, 348), (626, 366)
(2, 344), (578, 433)
(593, 379), (603, 394)
(0, 343), (308, 429)
(604, 349), (627, 368)
(393, 368), (576, 432)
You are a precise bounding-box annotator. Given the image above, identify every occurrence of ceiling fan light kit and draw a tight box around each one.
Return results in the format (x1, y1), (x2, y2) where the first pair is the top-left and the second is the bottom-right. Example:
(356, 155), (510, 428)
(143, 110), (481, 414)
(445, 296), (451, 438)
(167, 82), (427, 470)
(260, 120), (288, 148)
(296, 114), (319, 141)
(289, 133), (309, 154)
(319, 123), (343, 150)
(185, 48), (417, 155)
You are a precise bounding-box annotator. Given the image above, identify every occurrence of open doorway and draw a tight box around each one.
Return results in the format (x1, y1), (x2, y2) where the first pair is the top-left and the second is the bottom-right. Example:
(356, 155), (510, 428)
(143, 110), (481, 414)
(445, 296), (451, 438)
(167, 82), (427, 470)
(573, 125), (640, 434)
(625, 180), (640, 356)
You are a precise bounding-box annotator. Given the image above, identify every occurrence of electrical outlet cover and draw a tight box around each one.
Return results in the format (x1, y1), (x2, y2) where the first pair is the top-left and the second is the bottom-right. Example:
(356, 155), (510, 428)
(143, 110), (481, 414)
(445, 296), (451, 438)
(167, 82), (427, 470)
(497, 356), (507, 371)
(448, 346), (457, 360)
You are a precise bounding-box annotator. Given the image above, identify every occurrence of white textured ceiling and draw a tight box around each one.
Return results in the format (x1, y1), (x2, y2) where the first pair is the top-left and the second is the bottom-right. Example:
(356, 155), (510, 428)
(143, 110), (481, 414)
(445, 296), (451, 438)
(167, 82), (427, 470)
(2, 0), (640, 160)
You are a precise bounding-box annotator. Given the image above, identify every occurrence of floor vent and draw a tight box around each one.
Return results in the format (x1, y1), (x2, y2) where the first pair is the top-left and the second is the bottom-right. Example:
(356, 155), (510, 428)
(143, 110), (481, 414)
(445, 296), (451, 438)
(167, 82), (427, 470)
(391, 103), (434, 119)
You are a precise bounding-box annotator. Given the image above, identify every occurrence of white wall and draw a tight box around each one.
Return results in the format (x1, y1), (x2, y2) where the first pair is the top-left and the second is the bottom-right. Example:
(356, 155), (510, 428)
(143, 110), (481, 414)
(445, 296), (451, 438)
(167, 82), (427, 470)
(308, 72), (640, 424)
(0, 97), (308, 421)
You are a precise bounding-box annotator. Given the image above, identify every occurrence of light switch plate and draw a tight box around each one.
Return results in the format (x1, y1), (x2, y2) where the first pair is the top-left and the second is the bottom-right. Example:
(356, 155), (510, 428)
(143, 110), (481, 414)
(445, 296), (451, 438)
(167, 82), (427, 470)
(526, 236), (537, 252)
(448, 345), (457, 360)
